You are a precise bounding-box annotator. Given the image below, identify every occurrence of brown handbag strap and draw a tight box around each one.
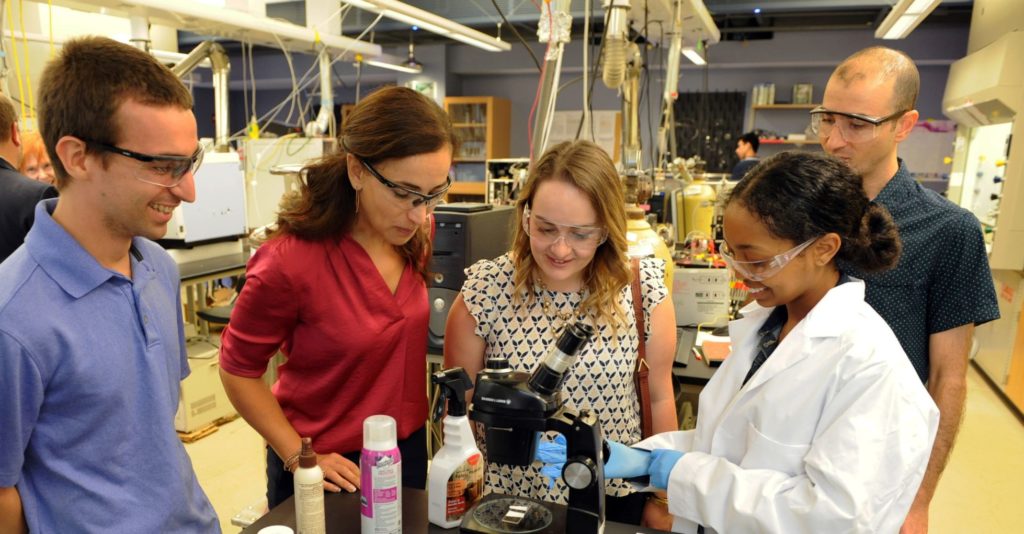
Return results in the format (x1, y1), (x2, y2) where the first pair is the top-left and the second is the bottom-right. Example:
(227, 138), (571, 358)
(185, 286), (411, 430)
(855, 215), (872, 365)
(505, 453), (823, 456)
(631, 257), (646, 366)
(631, 257), (653, 437)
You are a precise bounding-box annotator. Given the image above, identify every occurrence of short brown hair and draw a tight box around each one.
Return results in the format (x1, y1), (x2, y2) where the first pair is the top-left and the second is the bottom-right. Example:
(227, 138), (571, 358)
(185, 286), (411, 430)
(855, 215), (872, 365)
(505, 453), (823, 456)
(0, 93), (18, 143)
(511, 140), (631, 332)
(36, 36), (193, 188)
(271, 86), (458, 282)
(833, 46), (919, 113)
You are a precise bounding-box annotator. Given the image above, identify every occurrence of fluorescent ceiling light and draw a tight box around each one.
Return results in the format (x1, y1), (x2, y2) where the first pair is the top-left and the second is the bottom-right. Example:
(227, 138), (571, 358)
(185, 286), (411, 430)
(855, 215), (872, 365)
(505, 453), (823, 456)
(875, 0), (942, 39)
(342, 0), (511, 52)
(681, 46), (706, 65)
(364, 55), (423, 74)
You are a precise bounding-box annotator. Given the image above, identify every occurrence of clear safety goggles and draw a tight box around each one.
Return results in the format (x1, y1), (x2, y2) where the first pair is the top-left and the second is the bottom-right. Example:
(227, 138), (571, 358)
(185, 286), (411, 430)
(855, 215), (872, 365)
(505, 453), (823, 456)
(86, 139), (204, 188)
(809, 106), (908, 143)
(523, 206), (608, 251)
(720, 237), (818, 282)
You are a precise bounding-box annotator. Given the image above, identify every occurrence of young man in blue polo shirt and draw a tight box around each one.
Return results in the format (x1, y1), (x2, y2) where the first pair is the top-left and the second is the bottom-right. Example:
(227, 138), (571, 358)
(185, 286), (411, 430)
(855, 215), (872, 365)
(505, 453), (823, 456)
(0, 37), (219, 532)
(814, 47), (999, 533)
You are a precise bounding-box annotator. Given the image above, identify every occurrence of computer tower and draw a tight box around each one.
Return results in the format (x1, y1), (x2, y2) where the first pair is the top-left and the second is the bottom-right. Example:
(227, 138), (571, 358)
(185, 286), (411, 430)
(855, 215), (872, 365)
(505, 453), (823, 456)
(428, 204), (515, 351)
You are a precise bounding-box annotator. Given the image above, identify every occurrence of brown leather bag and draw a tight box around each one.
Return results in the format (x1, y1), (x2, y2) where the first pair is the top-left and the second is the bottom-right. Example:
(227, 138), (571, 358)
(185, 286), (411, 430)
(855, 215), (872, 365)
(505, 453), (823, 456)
(631, 257), (653, 438)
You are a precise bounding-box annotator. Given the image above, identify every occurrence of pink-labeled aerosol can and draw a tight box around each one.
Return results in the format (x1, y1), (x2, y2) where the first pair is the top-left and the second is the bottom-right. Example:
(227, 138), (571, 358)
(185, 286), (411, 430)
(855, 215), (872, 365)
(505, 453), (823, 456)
(360, 415), (402, 534)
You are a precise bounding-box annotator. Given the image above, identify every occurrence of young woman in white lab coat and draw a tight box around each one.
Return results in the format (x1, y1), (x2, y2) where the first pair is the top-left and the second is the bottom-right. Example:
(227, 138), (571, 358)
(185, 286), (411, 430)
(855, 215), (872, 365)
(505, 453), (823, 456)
(625, 152), (940, 533)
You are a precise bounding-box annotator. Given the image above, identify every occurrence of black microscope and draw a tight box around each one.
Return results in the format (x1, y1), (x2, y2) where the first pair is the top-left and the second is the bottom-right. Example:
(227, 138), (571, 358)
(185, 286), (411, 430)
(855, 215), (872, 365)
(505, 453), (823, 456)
(460, 322), (607, 534)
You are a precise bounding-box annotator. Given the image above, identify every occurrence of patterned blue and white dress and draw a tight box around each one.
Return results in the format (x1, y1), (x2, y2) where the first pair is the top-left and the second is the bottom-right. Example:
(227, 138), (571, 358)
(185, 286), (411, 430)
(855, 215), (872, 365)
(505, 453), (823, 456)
(461, 253), (668, 503)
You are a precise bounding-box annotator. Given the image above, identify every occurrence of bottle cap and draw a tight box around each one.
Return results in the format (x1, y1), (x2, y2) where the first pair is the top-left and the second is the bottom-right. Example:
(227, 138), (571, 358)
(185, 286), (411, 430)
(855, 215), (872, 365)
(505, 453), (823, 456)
(363, 415), (398, 450)
(299, 437), (317, 469)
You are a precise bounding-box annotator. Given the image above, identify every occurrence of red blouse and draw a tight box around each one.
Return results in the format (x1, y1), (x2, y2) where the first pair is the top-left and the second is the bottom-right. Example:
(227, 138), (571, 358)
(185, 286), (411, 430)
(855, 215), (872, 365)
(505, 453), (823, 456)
(219, 234), (429, 454)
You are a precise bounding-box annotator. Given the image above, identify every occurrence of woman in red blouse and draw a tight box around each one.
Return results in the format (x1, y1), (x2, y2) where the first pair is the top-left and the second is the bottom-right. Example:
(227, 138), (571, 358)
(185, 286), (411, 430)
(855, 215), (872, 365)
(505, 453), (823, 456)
(219, 86), (456, 507)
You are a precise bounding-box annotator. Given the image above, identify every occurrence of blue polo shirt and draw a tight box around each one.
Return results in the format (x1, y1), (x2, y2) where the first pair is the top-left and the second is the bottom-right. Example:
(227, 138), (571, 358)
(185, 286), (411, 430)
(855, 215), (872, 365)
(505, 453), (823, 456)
(838, 161), (1000, 383)
(0, 199), (219, 532)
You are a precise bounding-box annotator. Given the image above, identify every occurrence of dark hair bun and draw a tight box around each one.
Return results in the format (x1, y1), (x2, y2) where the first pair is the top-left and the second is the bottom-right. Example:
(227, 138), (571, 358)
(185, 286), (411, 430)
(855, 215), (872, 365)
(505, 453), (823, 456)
(842, 202), (901, 272)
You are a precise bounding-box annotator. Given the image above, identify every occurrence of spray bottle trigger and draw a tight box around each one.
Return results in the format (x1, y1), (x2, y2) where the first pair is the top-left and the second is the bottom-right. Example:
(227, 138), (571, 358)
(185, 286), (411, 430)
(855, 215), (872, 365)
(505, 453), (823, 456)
(431, 383), (447, 423)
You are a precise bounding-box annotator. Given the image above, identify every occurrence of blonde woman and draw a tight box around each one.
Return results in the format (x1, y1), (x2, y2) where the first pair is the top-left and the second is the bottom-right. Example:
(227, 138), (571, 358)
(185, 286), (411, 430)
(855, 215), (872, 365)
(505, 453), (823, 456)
(444, 140), (678, 529)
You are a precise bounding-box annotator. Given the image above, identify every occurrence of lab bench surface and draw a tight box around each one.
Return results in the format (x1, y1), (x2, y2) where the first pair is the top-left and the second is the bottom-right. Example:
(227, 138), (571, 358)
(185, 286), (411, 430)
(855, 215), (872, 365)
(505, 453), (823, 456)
(242, 488), (672, 533)
(177, 251), (249, 284)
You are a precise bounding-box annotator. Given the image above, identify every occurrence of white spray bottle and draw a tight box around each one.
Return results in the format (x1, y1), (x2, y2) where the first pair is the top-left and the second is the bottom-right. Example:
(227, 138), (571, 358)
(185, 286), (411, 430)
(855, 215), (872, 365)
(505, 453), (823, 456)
(293, 437), (325, 534)
(428, 368), (484, 528)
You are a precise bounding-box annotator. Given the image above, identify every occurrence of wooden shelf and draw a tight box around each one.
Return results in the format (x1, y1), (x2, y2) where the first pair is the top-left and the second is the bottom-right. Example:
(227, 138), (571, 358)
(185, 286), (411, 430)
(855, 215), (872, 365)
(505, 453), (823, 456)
(752, 104), (819, 110)
(445, 96), (511, 163)
(447, 181), (486, 196)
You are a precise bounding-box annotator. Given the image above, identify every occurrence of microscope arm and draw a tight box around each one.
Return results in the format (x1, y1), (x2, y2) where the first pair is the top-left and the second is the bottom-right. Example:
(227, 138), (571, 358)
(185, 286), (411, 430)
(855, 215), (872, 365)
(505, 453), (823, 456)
(547, 407), (606, 534)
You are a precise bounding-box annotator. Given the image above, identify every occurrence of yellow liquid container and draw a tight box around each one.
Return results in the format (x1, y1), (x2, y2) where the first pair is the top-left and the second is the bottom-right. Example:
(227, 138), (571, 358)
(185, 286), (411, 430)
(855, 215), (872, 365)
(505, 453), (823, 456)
(673, 181), (717, 242)
(626, 212), (674, 292)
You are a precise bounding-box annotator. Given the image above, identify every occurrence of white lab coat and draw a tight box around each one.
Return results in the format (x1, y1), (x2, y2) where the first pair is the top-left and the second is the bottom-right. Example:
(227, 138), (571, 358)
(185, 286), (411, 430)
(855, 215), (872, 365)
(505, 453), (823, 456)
(637, 279), (939, 534)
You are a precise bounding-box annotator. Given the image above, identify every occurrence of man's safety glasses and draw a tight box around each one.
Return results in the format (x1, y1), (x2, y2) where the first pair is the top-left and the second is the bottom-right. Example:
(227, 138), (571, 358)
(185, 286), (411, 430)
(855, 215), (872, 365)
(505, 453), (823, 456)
(87, 140), (204, 188)
(523, 206), (608, 251)
(359, 158), (451, 210)
(809, 106), (907, 143)
(720, 237), (818, 282)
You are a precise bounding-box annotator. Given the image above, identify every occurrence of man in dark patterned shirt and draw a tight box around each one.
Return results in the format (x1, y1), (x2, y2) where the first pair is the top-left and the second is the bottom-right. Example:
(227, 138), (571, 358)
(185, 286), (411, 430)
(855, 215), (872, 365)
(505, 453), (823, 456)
(814, 47), (999, 534)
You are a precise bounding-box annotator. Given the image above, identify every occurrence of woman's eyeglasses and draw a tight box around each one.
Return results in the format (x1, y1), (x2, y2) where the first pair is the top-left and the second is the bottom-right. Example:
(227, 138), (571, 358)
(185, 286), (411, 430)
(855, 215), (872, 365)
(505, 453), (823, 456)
(359, 158), (451, 210)
(523, 206), (608, 251)
(720, 237), (818, 282)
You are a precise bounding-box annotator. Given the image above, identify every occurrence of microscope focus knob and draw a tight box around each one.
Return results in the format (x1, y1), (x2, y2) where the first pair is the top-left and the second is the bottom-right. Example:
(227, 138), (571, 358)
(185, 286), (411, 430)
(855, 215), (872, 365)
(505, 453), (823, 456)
(562, 457), (597, 490)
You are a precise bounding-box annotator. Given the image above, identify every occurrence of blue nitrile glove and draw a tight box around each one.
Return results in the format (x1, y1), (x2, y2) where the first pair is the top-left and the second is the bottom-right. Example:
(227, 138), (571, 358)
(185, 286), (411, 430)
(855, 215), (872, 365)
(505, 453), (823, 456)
(603, 440), (651, 479)
(535, 434), (567, 489)
(649, 449), (685, 490)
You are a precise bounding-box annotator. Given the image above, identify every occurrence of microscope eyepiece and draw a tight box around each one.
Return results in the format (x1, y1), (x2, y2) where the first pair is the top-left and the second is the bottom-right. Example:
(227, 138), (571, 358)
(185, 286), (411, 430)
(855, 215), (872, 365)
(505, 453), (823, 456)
(556, 322), (595, 356)
(529, 321), (595, 396)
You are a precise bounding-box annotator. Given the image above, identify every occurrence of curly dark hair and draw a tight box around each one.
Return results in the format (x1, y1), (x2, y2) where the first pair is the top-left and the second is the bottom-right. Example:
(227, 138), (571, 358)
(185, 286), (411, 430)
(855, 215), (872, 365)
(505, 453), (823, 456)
(725, 151), (901, 273)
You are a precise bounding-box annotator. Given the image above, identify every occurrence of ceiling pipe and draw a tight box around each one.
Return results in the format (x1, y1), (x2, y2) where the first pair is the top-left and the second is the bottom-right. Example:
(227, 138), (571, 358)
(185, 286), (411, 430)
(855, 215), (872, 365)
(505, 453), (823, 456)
(305, 49), (334, 137)
(172, 41), (231, 152)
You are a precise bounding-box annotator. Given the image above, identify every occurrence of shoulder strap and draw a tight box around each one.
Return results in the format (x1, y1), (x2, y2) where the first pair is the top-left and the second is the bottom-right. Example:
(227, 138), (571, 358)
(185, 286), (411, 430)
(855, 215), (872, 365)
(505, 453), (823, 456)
(631, 257), (653, 438)
(631, 257), (646, 364)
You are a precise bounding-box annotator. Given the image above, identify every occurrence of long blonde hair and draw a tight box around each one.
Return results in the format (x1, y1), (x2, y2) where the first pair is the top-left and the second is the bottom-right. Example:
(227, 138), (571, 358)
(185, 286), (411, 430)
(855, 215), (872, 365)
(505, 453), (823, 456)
(512, 140), (631, 331)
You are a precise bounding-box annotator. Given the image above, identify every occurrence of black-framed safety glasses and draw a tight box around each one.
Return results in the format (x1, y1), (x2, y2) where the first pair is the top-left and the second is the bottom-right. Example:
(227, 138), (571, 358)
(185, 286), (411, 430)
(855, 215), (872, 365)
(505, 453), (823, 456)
(809, 106), (908, 143)
(86, 139), (204, 187)
(359, 158), (452, 209)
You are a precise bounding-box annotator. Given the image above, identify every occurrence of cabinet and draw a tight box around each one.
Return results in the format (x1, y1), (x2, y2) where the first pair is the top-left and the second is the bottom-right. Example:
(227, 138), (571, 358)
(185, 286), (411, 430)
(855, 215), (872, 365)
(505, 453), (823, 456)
(444, 96), (511, 201)
(748, 104), (820, 149)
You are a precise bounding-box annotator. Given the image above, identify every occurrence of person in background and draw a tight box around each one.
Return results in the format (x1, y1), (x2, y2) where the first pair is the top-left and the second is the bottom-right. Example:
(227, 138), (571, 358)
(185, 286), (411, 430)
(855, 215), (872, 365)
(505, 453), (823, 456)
(606, 152), (939, 533)
(0, 37), (218, 533)
(18, 130), (55, 185)
(815, 46), (999, 533)
(219, 86), (454, 508)
(729, 131), (760, 181)
(0, 93), (57, 264)
(445, 140), (678, 529)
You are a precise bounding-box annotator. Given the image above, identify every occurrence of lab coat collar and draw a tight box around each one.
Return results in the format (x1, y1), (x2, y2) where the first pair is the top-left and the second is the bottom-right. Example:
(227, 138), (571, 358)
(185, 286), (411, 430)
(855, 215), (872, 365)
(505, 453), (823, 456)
(728, 278), (867, 392)
(734, 277), (865, 338)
